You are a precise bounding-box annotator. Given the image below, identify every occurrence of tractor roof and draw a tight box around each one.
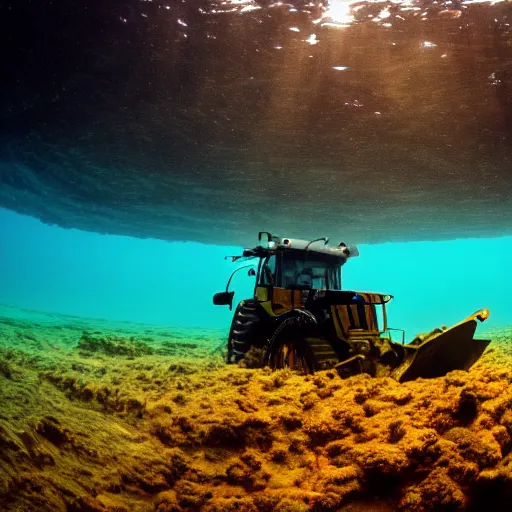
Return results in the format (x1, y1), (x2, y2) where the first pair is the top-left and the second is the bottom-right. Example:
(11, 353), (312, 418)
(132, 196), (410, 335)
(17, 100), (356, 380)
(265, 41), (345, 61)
(239, 233), (359, 261)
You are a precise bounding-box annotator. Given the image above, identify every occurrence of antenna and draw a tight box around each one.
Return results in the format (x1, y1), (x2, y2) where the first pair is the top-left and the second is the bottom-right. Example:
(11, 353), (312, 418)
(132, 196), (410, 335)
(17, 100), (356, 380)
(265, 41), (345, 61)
(305, 237), (329, 251)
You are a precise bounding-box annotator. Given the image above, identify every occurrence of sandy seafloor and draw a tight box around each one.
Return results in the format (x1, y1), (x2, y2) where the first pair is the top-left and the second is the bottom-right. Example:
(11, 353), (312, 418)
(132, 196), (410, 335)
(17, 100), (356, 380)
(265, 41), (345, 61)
(1, 304), (512, 512)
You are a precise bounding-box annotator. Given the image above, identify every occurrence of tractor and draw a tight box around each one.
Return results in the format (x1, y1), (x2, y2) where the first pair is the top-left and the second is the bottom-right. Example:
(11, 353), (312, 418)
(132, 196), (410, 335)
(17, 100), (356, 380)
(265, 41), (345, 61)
(213, 232), (490, 382)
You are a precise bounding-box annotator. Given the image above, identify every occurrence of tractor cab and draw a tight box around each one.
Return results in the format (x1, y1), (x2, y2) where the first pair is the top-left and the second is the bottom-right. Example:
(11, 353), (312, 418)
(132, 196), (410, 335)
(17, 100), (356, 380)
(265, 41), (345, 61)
(258, 246), (344, 290)
(251, 231), (357, 289)
(213, 232), (358, 309)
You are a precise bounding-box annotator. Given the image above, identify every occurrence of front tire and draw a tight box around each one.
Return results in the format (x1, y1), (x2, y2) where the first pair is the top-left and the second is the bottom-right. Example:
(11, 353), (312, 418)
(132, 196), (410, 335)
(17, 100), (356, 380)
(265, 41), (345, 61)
(227, 300), (265, 363)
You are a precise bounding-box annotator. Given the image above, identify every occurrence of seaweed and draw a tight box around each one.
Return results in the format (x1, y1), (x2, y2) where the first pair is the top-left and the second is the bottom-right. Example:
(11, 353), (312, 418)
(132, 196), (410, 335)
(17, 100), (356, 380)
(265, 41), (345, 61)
(76, 332), (154, 357)
(2, 306), (512, 512)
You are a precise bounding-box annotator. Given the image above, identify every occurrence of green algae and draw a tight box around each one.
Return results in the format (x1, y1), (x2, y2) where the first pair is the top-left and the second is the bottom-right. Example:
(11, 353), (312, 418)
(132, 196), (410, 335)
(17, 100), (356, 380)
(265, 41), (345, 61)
(77, 332), (155, 357)
(1, 304), (512, 512)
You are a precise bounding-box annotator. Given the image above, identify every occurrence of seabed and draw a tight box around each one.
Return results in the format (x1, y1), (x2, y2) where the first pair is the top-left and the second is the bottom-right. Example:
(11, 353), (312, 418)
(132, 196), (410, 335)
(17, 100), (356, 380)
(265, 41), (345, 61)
(1, 304), (511, 512)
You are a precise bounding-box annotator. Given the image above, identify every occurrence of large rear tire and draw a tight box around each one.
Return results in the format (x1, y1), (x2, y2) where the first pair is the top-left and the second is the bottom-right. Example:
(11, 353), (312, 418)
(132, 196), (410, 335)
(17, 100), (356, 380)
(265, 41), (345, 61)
(227, 300), (266, 363)
(266, 316), (318, 374)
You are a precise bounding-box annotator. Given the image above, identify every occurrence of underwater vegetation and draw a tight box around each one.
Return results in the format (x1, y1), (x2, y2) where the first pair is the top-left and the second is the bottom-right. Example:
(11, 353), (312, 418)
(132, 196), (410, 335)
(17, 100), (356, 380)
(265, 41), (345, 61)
(1, 305), (512, 511)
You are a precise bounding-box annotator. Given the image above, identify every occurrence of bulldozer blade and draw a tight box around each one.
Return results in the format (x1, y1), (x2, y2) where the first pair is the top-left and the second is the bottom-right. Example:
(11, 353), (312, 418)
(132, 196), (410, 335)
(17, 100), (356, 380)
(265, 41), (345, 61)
(391, 319), (490, 383)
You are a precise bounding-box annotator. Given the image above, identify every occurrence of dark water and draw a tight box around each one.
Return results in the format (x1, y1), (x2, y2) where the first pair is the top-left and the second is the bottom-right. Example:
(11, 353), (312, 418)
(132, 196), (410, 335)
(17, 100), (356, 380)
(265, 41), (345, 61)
(1, 1), (511, 245)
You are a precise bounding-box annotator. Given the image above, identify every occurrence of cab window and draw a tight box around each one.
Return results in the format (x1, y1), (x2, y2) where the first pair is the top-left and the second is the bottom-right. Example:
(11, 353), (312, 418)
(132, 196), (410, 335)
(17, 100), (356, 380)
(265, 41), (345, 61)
(259, 255), (276, 286)
(281, 252), (342, 290)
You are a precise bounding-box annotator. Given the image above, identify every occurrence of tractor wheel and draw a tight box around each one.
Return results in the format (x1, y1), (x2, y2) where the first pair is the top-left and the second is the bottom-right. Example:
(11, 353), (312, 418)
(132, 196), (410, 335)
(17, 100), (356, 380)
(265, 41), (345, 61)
(266, 316), (317, 374)
(227, 300), (265, 363)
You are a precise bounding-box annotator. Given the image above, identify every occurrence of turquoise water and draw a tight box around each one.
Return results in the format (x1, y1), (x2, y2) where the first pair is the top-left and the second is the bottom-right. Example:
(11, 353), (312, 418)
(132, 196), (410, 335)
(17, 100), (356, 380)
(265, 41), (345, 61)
(1, 206), (508, 339)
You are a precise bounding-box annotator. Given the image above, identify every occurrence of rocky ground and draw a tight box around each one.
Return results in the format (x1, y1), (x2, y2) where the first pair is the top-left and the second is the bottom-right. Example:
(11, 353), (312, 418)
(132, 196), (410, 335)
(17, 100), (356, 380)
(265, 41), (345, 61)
(1, 304), (512, 512)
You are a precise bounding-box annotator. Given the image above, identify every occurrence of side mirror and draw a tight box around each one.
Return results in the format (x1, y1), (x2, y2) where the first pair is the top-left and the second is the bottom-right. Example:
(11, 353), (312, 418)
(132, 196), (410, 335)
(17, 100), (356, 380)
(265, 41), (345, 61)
(248, 268), (256, 277)
(213, 291), (235, 310)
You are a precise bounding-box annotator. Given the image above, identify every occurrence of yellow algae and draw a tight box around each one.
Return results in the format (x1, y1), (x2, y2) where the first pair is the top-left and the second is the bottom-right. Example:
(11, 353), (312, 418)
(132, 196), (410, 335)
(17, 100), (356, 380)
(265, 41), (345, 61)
(1, 313), (512, 511)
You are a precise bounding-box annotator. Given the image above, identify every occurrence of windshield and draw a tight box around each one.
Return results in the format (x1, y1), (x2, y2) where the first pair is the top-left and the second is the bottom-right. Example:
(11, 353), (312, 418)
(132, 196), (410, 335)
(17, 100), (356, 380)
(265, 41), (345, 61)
(278, 251), (342, 290)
